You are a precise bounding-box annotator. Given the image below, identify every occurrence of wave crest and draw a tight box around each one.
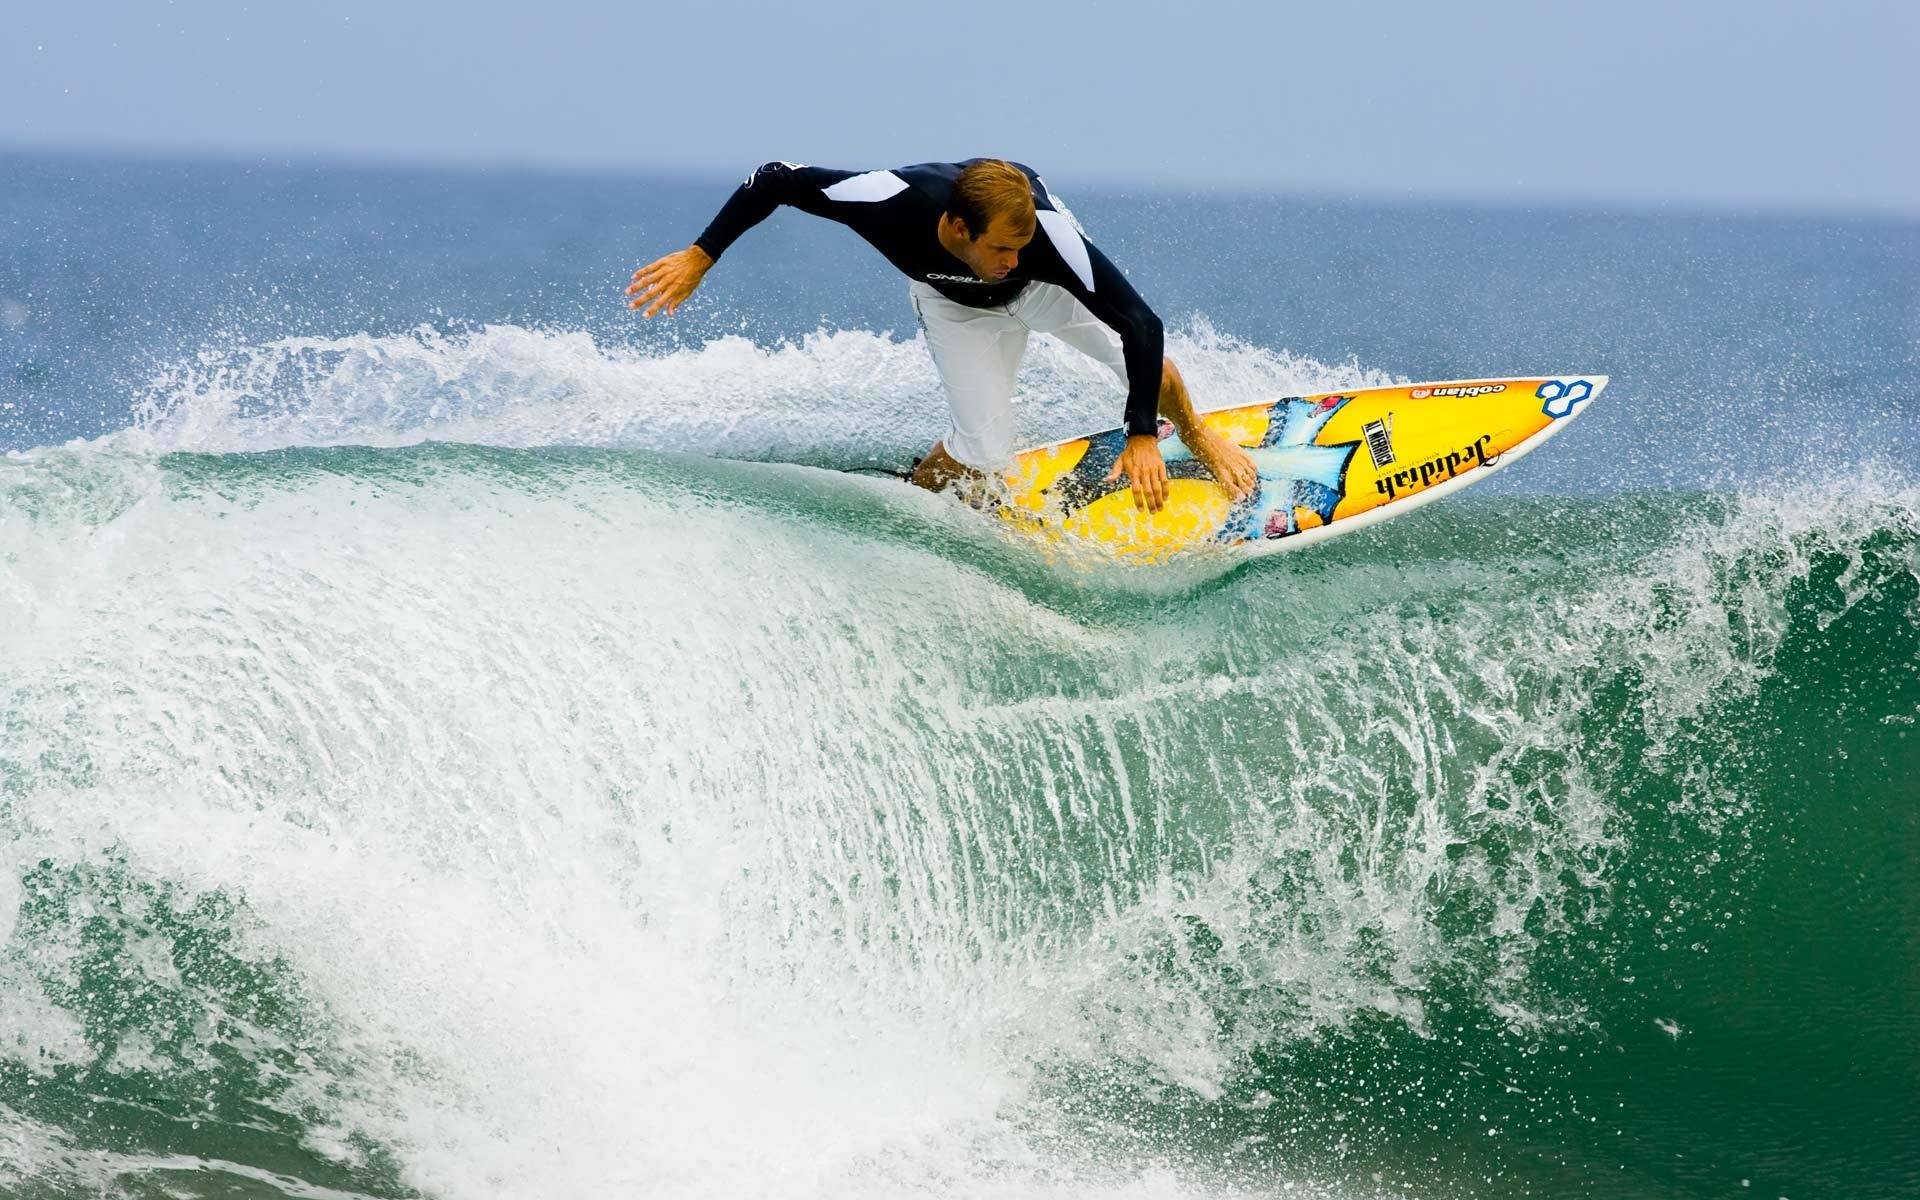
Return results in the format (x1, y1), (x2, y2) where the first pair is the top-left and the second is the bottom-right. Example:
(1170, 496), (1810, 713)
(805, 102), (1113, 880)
(117, 320), (1395, 461)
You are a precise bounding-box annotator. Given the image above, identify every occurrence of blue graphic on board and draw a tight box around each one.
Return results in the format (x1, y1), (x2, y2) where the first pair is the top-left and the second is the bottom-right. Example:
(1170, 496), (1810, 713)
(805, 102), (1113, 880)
(1165, 395), (1359, 540)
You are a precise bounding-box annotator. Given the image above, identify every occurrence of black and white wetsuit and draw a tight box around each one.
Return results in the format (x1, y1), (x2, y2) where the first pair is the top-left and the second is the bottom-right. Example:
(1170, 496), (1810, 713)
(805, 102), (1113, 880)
(693, 160), (1166, 467)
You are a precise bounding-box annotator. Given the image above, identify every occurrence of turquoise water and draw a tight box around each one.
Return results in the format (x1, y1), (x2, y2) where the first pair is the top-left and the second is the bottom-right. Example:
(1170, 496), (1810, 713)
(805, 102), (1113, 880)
(2, 154), (1917, 1198)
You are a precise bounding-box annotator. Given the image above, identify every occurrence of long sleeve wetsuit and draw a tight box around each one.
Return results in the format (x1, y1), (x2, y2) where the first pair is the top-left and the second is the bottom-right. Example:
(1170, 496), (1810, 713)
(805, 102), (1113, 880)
(693, 160), (1166, 438)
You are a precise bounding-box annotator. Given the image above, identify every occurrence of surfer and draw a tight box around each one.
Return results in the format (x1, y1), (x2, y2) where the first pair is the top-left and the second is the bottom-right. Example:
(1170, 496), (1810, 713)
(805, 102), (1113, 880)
(626, 159), (1259, 512)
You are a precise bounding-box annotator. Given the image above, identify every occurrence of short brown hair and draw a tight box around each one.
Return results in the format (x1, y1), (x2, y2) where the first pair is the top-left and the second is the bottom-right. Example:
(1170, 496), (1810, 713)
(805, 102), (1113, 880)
(947, 159), (1036, 240)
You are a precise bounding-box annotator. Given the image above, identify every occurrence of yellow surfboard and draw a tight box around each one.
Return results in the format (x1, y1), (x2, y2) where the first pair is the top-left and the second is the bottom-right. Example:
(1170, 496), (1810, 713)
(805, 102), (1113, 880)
(998, 376), (1607, 558)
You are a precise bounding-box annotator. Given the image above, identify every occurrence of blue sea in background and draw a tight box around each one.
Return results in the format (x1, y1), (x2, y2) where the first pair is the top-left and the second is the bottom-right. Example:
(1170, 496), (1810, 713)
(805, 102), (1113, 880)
(1, 151), (1917, 1199)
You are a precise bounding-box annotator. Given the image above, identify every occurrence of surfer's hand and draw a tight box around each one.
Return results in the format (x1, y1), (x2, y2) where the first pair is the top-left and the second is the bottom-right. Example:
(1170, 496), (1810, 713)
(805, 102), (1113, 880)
(1192, 429), (1260, 500)
(1106, 435), (1169, 512)
(626, 246), (713, 318)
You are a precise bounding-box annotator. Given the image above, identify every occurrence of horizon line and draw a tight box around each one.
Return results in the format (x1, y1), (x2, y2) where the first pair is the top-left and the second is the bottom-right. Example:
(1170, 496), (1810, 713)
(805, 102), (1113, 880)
(6, 140), (1918, 226)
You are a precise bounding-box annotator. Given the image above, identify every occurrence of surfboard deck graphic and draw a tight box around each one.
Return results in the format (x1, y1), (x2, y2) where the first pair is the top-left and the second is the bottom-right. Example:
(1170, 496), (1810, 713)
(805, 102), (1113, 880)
(999, 376), (1607, 558)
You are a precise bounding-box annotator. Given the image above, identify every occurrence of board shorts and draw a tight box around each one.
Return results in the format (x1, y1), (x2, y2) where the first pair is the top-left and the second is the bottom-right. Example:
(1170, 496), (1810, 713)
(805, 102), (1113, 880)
(909, 279), (1130, 472)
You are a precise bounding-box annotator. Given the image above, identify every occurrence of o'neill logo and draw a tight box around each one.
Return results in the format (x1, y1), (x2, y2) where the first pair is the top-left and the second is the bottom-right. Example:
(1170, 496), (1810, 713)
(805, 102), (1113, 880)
(1409, 383), (1507, 400)
(925, 272), (990, 284)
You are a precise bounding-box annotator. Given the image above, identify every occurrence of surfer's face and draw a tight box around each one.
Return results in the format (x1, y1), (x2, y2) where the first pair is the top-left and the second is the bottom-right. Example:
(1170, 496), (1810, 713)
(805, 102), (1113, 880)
(952, 214), (1033, 282)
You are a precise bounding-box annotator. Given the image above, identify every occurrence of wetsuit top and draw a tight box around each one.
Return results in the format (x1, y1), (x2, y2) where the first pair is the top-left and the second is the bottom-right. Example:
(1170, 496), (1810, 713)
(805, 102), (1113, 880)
(694, 160), (1165, 438)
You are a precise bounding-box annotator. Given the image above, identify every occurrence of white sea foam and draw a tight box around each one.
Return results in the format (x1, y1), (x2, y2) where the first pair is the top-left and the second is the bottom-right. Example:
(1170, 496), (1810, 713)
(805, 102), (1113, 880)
(113, 320), (1395, 461)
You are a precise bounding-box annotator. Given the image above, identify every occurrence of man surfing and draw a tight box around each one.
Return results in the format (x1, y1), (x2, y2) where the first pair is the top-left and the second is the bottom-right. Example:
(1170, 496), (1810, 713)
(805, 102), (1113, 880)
(627, 159), (1258, 512)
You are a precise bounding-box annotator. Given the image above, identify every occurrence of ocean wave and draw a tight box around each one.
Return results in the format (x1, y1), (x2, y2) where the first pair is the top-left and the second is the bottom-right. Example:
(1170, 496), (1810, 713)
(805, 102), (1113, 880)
(105, 320), (1396, 463)
(2, 434), (1914, 1196)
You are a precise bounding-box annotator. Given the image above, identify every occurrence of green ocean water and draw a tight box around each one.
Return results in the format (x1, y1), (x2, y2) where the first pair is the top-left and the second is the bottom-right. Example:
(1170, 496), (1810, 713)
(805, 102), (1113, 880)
(3, 441), (1915, 1198)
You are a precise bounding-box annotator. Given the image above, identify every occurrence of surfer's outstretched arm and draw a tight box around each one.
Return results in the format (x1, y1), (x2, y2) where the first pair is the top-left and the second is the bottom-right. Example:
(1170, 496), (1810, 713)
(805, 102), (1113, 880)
(627, 162), (861, 316)
(690, 162), (860, 259)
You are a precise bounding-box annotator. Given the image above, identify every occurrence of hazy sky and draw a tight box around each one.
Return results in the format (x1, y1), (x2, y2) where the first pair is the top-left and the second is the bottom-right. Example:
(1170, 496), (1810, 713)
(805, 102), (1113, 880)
(5, 0), (1916, 213)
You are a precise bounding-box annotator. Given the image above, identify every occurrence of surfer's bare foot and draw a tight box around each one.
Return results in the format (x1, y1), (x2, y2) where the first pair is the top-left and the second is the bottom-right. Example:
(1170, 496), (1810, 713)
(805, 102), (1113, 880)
(1189, 429), (1259, 499)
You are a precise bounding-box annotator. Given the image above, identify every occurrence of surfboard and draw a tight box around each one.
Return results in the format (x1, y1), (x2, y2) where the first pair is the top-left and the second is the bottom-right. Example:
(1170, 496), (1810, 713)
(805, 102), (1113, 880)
(998, 375), (1607, 558)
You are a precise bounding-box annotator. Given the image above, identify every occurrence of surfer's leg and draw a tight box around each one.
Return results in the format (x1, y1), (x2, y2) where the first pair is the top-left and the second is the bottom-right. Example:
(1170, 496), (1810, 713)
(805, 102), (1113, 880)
(909, 282), (1028, 490)
(1018, 285), (1258, 499)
